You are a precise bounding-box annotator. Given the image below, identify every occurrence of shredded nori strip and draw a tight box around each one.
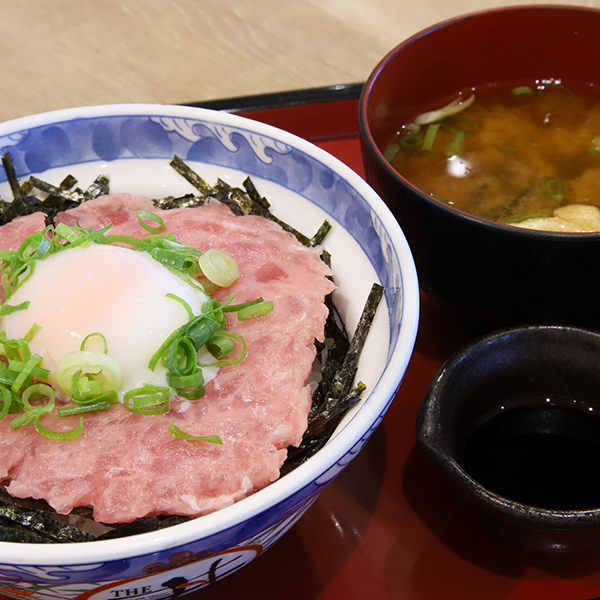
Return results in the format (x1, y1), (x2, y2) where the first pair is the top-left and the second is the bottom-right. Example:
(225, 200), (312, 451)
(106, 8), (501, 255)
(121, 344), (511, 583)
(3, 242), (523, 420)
(0, 486), (91, 543)
(152, 193), (204, 210)
(242, 176), (271, 210)
(169, 155), (214, 196)
(0, 152), (108, 226)
(162, 156), (332, 247)
(281, 283), (384, 473)
(1, 152), (23, 200)
(0, 155), (383, 542)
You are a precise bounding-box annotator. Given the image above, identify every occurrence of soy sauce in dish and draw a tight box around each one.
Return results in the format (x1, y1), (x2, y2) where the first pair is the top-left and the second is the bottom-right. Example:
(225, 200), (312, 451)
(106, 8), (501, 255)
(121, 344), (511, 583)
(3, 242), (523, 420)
(461, 397), (600, 510)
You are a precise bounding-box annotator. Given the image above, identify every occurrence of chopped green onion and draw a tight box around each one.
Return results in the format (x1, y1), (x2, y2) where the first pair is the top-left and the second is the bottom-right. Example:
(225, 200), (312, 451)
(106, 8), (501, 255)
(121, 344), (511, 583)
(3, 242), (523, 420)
(414, 94), (475, 125)
(166, 293), (195, 320)
(0, 301), (30, 316)
(54, 222), (85, 244)
(538, 83), (573, 105)
(166, 337), (198, 376)
(185, 317), (223, 352)
(0, 386), (16, 420)
(56, 351), (123, 397)
(21, 383), (55, 412)
(422, 123), (441, 151)
(168, 422), (222, 444)
(198, 278), (218, 295)
(202, 297), (228, 326)
(70, 370), (104, 402)
(198, 331), (246, 368)
(512, 86), (533, 97)
(501, 132), (530, 153)
(8, 357), (50, 383)
(399, 133), (423, 150)
(206, 335), (235, 359)
(149, 247), (188, 271)
(384, 141), (401, 162)
(102, 233), (144, 249)
(505, 213), (549, 224)
(137, 210), (166, 234)
(237, 300), (274, 321)
(199, 249), (240, 287)
(80, 332), (108, 354)
(12, 355), (45, 394)
(430, 193), (452, 204)
(34, 416), (84, 441)
(222, 298), (262, 313)
(166, 370), (205, 391)
(539, 176), (567, 202)
(57, 400), (113, 417)
(123, 384), (170, 415)
(1, 336), (31, 361)
(18, 231), (52, 261)
(10, 405), (49, 431)
(148, 313), (220, 373)
(445, 130), (466, 157)
(23, 324), (42, 343)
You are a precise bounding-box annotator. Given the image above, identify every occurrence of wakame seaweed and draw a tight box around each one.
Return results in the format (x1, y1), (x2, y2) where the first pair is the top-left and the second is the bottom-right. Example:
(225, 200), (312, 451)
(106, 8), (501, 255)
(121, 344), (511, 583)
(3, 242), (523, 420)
(0, 154), (383, 542)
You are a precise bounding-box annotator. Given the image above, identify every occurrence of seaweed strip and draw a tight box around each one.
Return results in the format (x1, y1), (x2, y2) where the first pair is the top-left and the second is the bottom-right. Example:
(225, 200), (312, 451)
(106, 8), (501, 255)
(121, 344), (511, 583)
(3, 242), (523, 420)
(83, 174), (110, 200)
(0, 487), (90, 543)
(0, 152), (109, 226)
(27, 176), (76, 201)
(282, 283), (384, 474)
(328, 282), (384, 401)
(169, 155), (214, 196)
(163, 156), (332, 247)
(152, 193), (204, 210)
(309, 220), (332, 247)
(242, 176), (271, 209)
(1, 152), (23, 200)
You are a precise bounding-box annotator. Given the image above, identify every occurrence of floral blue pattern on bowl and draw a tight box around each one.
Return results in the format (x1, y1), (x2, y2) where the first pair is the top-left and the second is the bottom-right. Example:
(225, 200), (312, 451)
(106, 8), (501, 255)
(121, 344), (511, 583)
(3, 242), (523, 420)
(0, 104), (419, 599)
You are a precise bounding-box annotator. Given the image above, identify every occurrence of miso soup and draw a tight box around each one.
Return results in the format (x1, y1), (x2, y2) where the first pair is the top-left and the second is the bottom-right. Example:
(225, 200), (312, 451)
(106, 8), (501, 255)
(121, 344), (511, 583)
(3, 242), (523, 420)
(385, 80), (600, 230)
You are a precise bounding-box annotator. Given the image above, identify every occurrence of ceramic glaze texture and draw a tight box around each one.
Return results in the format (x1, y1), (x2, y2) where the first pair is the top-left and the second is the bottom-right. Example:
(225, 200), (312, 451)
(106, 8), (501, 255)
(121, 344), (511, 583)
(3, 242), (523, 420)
(0, 104), (419, 599)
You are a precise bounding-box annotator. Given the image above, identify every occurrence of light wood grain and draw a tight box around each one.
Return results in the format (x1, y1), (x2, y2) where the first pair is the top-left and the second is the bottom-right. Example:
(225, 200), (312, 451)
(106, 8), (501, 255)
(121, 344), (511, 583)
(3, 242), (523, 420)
(0, 0), (598, 123)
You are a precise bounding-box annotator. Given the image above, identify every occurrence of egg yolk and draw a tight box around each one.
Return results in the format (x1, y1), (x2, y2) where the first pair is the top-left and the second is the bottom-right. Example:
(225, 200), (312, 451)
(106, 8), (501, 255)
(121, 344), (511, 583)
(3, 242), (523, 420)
(1, 244), (209, 397)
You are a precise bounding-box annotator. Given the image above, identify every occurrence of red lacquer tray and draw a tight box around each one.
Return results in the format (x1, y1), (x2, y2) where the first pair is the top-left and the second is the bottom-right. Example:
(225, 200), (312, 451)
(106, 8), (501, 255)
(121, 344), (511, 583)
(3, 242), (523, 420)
(4, 87), (599, 600)
(194, 86), (600, 600)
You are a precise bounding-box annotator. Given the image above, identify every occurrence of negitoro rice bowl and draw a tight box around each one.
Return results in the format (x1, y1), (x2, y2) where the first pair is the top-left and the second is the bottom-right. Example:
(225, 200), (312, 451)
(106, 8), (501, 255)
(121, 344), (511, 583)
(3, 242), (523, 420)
(0, 104), (419, 599)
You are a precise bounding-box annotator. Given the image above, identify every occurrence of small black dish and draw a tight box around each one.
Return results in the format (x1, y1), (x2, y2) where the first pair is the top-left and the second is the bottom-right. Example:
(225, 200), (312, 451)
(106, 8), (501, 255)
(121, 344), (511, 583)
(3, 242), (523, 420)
(416, 324), (600, 554)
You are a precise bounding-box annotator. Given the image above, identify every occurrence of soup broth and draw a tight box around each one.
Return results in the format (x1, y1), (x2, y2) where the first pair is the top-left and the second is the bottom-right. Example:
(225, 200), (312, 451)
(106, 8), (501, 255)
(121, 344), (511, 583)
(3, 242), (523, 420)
(461, 396), (600, 510)
(386, 80), (600, 227)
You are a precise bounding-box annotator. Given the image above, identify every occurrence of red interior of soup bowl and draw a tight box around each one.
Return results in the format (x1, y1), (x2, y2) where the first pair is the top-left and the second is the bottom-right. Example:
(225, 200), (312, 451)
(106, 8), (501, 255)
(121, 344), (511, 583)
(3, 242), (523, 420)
(366, 5), (600, 153)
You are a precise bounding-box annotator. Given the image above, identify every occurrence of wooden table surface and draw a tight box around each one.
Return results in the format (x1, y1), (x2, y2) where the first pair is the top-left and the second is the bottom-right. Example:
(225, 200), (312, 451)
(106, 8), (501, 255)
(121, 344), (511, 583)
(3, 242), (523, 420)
(2, 2), (600, 600)
(0, 0), (597, 123)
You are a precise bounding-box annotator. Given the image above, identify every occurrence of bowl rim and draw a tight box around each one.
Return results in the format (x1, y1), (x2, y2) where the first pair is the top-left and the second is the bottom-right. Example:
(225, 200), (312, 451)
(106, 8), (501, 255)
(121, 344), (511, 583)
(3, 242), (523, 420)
(0, 103), (420, 564)
(358, 3), (600, 242)
(418, 323), (600, 529)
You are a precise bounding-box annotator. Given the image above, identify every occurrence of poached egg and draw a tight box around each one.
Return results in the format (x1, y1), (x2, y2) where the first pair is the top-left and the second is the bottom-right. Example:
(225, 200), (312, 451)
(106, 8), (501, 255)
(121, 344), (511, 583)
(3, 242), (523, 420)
(1, 243), (210, 398)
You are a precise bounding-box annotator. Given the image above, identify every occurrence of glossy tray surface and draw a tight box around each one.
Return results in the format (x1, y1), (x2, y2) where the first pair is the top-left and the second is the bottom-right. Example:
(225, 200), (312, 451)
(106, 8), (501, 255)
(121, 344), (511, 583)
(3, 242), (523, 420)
(196, 87), (600, 600)
(4, 87), (600, 600)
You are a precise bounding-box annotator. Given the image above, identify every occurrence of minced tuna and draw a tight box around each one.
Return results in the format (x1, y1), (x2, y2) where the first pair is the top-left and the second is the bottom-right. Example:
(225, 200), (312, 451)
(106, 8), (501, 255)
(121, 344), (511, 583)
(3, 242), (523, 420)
(0, 194), (335, 523)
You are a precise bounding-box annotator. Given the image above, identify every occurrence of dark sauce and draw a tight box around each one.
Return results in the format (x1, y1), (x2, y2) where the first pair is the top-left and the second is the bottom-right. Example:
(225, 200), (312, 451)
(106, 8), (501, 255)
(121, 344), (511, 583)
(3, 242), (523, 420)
(462, 398), (600, 510)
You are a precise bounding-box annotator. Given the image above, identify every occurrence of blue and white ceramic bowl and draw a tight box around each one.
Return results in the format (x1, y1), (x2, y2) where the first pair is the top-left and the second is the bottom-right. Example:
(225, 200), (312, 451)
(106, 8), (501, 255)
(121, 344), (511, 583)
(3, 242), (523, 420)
(0, 104), (419, 599)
